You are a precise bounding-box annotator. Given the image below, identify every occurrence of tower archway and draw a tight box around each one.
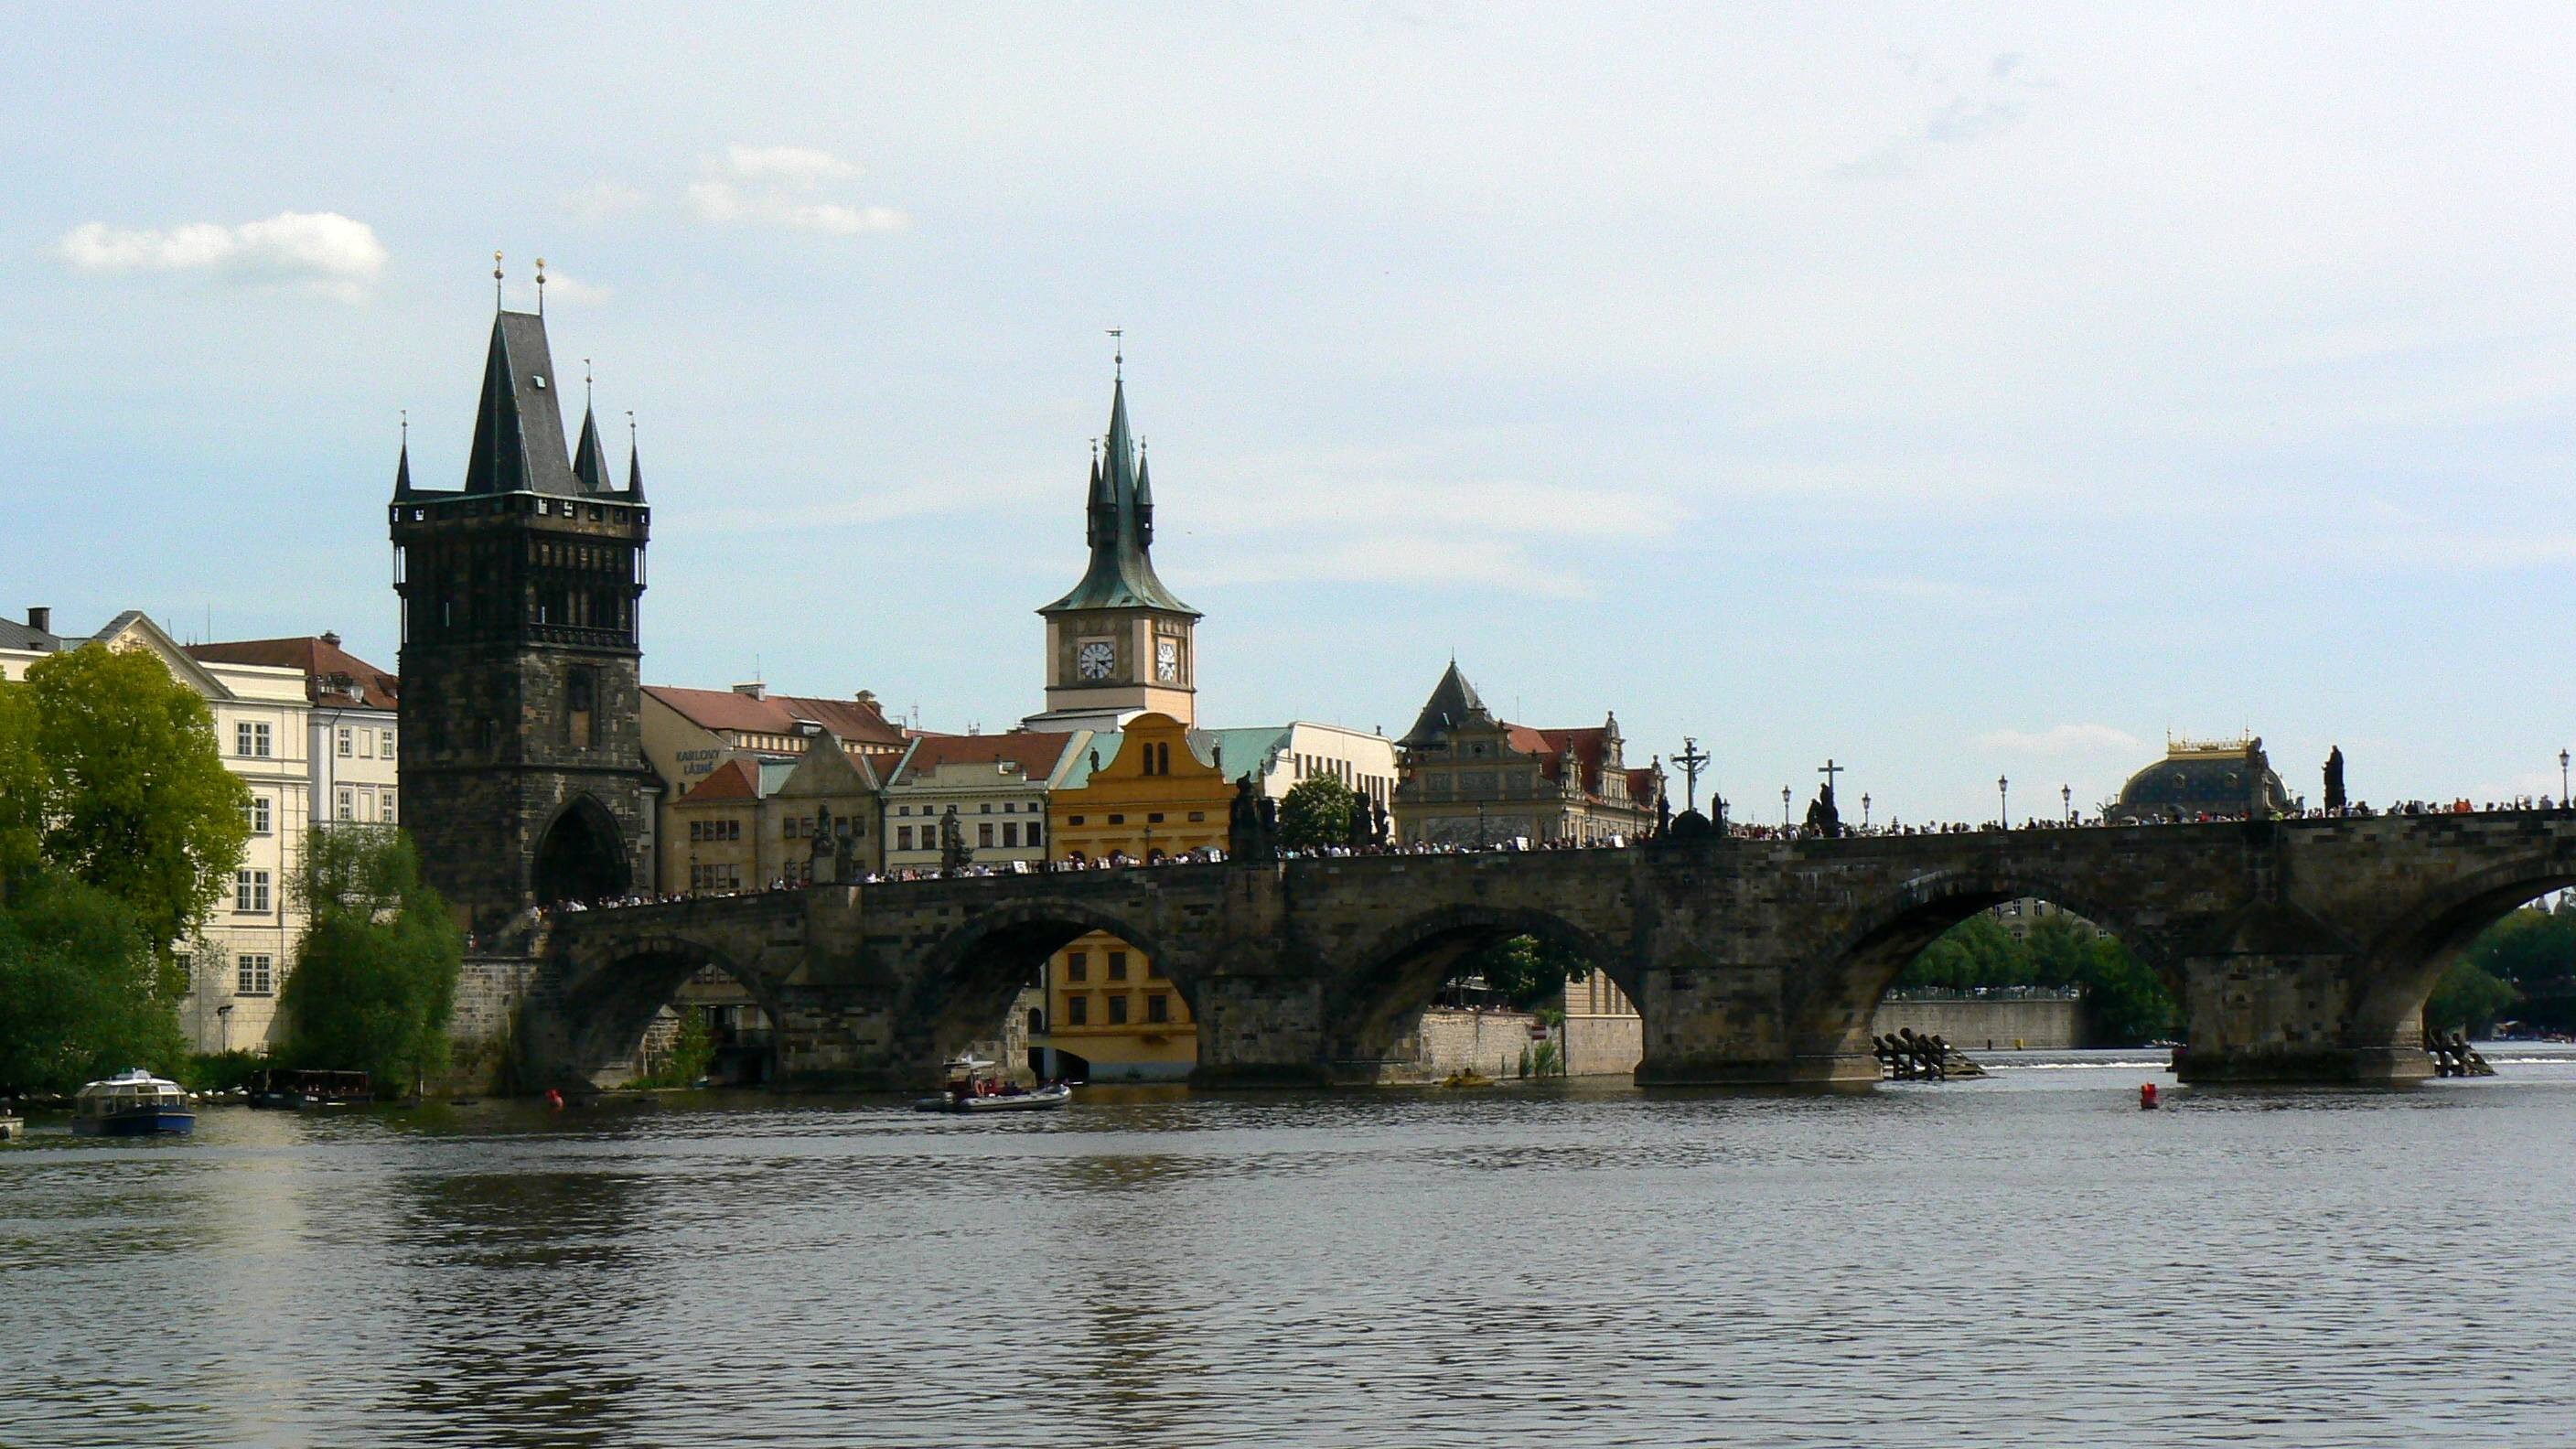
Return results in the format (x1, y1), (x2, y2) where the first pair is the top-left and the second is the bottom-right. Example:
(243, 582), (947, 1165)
(533, 796), (631, 906)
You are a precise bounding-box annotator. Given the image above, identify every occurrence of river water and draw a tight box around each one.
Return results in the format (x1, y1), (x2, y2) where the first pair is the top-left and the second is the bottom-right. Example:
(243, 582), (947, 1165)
(5, 1049), (2575, 1448)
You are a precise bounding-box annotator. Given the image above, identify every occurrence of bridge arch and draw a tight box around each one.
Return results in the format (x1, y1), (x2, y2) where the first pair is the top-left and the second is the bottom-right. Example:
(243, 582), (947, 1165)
(1794, 868), (2174, 1062)
(910, 898), (1186, 1075)
(552, 930), (785, 1088)
(2353, 853), (2576, 1040)
(1327, 904), (1632, 1082)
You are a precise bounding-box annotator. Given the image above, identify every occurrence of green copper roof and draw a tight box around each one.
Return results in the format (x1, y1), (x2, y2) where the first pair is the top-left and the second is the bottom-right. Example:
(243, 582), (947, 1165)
(1057, 732), (1125, 789)
(1192, 725), (1292, 783)
(1038, 377), (1198, 617)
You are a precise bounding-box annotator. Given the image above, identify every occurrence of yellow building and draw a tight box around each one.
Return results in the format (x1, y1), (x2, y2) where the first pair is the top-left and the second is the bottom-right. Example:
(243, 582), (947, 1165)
(1036, 713), (1227, 1080)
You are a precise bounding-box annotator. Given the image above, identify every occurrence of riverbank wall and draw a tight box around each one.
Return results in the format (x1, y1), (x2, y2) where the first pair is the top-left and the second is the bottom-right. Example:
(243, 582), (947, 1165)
(1871, 994), (2085, 1050)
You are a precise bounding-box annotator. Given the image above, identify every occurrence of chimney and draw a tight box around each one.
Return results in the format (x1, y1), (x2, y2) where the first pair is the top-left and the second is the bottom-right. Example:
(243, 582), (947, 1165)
(320, 630), (341, 649)
(27, 606), (49, 634)
(733, 682), (766, 700)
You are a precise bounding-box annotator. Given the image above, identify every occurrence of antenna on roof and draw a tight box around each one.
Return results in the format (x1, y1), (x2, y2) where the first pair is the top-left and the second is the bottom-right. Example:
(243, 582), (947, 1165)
(534, 257), (548, 315)
(493, 251), (504, 310)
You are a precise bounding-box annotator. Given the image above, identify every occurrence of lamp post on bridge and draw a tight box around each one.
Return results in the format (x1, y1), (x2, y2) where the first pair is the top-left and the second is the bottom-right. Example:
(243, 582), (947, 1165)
(1782, 784), (1792, 831)
(2063, 783), (2073, 823)
(2560, 748), (2568, 807)
(1998, 775), (2010, 829)
(1862, 793), (1871, 831)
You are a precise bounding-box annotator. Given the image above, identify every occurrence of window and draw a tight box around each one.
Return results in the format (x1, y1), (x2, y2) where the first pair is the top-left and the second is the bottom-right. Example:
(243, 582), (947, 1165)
(242, 795), (272, 835)
(566, 666), (597, 747)
(1108, 951), (1129, 981)
(236, 954), (274, 995)
(896, 827), (913, 850)
(1147, 812), (1165, 824)
(336, 787), (354, 821)
(381, 728), (395, 757)
(236, 722), (273, 757)
(1068, 815), (1085, 827)
(978, 822), (994, 848)
(235, 869), (271, 913)
(338, 726), (354, 757)
(980, 802), (993, 814)
(689, 821), (703, 843)
(381, 792), (396, 824)
(1108, 994), (1130, 1025)
(1067, 995), (1089, 1026)
(1066, 951), (1088, 982)
(1002, 822), (1019, 848)
(784, 818), (800, 839)
(1108, 814), (1125, 825)
(1026, 822), (1042, 848)
(1147, 993), (1170, 1024)
(1187, 811), (1205, 823)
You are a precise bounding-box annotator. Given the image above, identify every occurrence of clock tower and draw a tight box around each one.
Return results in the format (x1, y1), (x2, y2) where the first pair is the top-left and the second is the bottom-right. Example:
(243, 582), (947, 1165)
(1025, 367), (1200, 731)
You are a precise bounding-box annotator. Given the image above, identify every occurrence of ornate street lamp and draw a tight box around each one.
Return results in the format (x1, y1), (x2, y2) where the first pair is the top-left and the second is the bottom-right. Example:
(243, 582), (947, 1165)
(1782, 784), (1792, 830)
(2062, 783), (2073, 821)
(1862, 793), (1872, 830)
(1997, 775), (2010, 828)
(2560, 748), (2569, 806)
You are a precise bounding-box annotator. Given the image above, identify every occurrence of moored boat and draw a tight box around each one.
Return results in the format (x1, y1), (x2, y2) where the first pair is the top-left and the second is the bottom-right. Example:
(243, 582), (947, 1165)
(912, 1057), (1073, 1113)
(71, 1069), (196, 1136)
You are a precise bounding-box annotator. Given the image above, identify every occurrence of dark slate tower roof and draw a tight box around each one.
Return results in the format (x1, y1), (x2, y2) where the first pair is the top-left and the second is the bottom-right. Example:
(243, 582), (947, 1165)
(464, 311), (584, 496)
(1399, 660), (1497, 748)
(571, 405), (609, 492)
(626, 437), (646, 500)
(392, 436), (414, 499)
(1040, 376), (1197, 617)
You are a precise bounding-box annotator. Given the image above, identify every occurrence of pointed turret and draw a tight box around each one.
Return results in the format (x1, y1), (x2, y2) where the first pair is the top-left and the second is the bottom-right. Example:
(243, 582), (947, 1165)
(1038, 370), (1197, 617)
(462, 311), (581, 496)
(392, 437), (414, 499)
(572, 405), (608, 492)
(625, 437), (646, 500)
(1134, 445), (1154, 548)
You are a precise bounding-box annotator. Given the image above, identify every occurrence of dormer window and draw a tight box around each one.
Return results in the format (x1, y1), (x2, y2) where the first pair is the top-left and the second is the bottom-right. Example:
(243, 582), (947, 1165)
(532, 374), (548, 389)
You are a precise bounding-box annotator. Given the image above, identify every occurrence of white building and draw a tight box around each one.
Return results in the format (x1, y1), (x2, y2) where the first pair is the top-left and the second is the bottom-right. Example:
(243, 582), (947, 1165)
(1197, 721), (1403, 820)
(188, 633), (401, 832)
(878, 729), (1094, 872)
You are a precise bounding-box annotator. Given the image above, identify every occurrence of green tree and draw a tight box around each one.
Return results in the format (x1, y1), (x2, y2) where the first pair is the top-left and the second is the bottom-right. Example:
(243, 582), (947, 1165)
(632, 1007), (716, 1089)
(1894, 909), (2178, 1046)
(2424, 960), (2517, 1036)
(1460, 933), (1594, 1011)
(279, 826), (463, 1093)
(0, 872), (188, 1094)
(0, 682), (43, 897)
(1276, 775), (1358, 852)
(21, 645), (250, 968)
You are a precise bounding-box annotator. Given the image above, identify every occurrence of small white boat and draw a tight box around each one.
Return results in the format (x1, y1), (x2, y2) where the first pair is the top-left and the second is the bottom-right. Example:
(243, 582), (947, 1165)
(0, 1116), (22, 1142)
(913, 1057), (1073, 1113)
(72, 1069), (196, 1136)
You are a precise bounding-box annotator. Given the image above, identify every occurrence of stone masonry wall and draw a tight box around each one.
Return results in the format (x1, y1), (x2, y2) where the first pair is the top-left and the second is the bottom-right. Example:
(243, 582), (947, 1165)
(1871, 996), (2085, 1050)
(1417, 1007), (1544, 1079)
(1562, 1013), (1644, 1077)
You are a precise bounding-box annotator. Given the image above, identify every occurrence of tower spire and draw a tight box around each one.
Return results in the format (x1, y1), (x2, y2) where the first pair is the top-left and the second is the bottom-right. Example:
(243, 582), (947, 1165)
(624, 410), (645, 499)
(392, 409), (413, 499)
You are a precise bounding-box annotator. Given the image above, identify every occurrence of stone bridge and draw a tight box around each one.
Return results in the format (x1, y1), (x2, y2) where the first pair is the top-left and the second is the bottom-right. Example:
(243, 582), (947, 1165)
(521, 811), (2576, 1092)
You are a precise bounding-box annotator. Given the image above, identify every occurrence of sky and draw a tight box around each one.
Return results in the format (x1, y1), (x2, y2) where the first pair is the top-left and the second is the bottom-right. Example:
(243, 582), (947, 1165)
(7, 2), (2576, 825)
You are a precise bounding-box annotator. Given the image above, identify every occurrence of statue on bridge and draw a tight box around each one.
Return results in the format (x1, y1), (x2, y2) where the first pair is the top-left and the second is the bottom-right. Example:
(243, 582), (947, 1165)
(1370, 798), (1391, 850)
(1804, 782), (1843, 839)
(809, 804), (836, 884)
(2324, 746), (2346, 813)
(1229, 775), (1277, 862)
(938, 809), (972, 876)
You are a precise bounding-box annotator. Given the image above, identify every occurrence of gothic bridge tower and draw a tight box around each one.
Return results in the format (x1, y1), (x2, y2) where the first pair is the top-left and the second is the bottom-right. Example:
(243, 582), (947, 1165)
(1025, 362), (1201, 732)
(390, 303), (655, 928)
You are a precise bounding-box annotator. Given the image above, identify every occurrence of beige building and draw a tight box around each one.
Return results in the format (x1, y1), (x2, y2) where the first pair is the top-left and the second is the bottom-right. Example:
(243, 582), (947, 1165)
(642, 682), (907, 893)
(188, 633), (401, 832)
(660, 736), (891, 893)
(1392, 661), (1664, 848)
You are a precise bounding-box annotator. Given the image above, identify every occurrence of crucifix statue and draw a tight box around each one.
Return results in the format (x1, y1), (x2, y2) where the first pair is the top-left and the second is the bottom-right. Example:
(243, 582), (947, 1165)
(1674, 736), (1711, 815)
(1819, 758), (1846, 798)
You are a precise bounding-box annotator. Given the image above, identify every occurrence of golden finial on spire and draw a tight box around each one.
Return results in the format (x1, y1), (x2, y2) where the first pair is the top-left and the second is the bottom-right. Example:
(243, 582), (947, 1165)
(535, 256), (548, 315)
(1107, 327), (1122, 380)
(493, 251), (504, 309)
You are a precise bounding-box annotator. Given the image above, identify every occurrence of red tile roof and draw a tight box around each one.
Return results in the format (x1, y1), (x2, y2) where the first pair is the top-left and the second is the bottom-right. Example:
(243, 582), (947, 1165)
(674, 758), (761, 804)
(186, 636), (398, 709)
(645, 684), (907, 750)
(888, 731), (1079, 786)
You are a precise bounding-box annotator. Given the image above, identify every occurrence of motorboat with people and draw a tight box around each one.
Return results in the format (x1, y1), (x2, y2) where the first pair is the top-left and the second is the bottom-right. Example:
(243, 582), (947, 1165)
(245, 1068), (374, 1110)
(71, 1069), (197, 1136)
(912, 1057), (1073, 1113)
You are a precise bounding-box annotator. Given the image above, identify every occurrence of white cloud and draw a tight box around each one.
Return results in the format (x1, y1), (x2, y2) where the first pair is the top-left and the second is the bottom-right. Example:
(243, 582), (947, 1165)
(57, 211), (386, 300)
(686, 145), (907, 235)
(564, 181), (646, 221)
(724, 144), (857, 186)
(1978, 724), (2147, 757)
(1838, 49), (2051, 178)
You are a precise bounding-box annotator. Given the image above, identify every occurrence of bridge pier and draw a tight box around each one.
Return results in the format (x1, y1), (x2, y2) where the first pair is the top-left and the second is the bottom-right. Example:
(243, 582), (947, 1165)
(1629, 956), (1880, 1089)
(2171, 915), (2435, 1085)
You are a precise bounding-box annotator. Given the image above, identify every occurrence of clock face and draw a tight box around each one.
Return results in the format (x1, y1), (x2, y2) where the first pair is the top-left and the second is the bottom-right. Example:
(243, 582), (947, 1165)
(1156, 638), (1180, 682)
(1077, 641), (1115, 680)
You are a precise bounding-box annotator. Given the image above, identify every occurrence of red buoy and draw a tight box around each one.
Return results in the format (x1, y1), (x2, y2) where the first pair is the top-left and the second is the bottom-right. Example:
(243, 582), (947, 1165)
(545, 1088), (565, 1111)
(2140, 1082), (2159, 1110)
